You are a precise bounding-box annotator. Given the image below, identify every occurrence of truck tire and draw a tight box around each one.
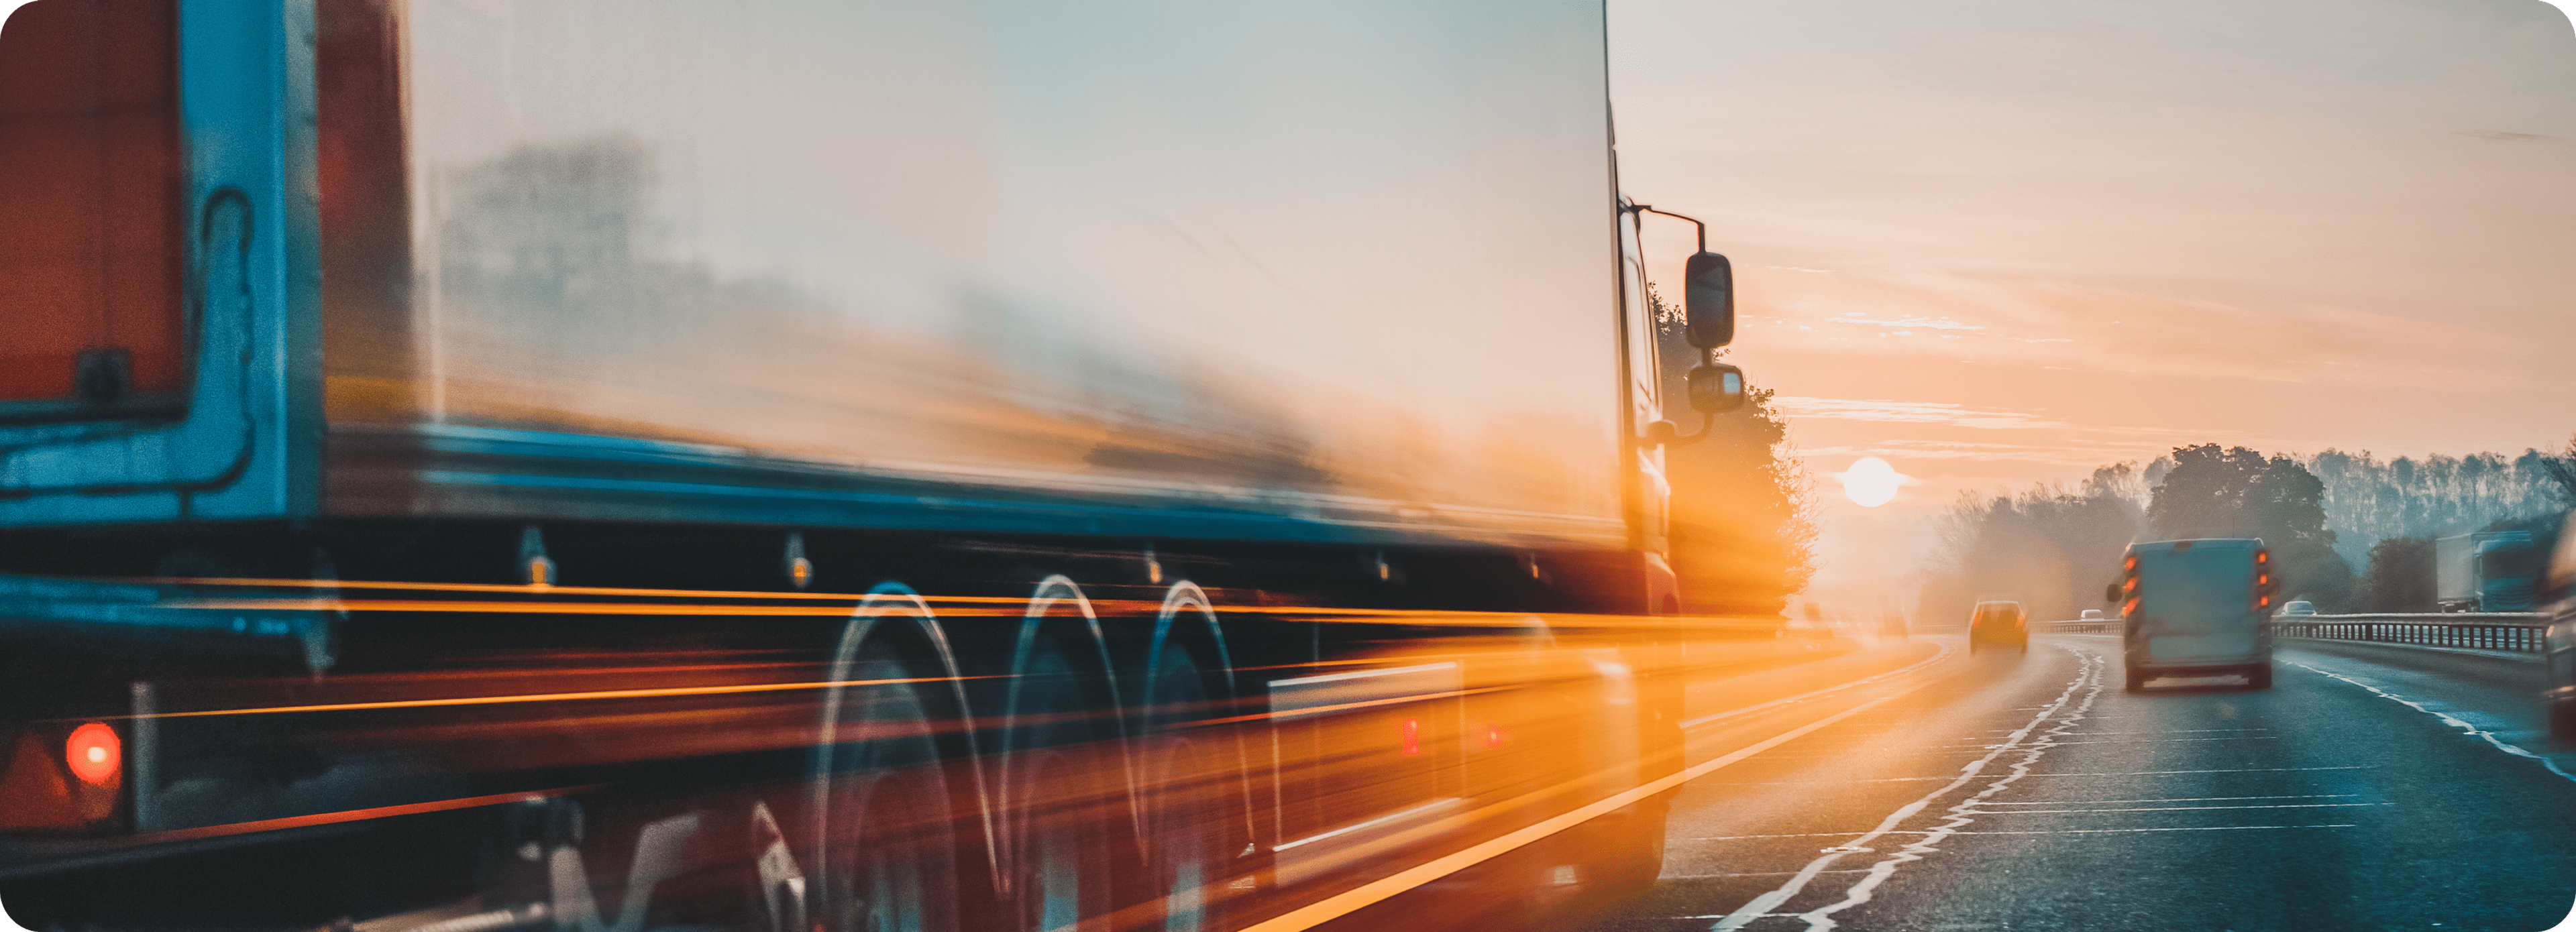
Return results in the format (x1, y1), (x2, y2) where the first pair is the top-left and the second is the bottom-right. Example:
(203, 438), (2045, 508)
(1006, 644), (1121, 932)
(1138, 648), (1240, 932)
(2123, 668), (2146, 693)
(2549, 700), (2576, 741)
(2247, 664), (2273, 690)
(814, 646), (963, 932)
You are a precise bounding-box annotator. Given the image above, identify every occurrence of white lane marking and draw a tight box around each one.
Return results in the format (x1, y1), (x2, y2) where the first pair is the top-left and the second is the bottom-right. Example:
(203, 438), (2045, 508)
(1978, 794), (2360, 805)
(1238, 658), (1945, 932)
(1705, 647), (2104, 932)
(1961, 803), (2383, 814)
(1668, 870), (1874, 879)
(1697, 766), (2376, 788)
(2022, 766), (2373, 777)
(1944, 736), (2280, 748)
(1686, 823), (2357, 841)
(2055, 728), (2273, 735)
(1682, 642), (1955, 730)
(2286, 660), (2576, 784)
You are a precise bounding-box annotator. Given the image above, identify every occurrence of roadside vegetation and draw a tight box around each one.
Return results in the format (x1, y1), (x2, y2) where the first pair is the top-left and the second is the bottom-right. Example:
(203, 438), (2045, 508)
(1918, 438), (2575, 624)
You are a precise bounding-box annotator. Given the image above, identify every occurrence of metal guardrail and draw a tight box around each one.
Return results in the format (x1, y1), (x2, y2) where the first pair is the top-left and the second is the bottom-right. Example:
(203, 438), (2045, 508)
(2044, 613), (2551, 654)
(2043, 619), (2119, 634)
(2276, 612), (2548, 654)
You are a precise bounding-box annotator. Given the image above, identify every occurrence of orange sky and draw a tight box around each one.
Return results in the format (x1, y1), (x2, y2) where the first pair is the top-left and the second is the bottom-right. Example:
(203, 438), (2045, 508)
(1609, 0), (2576, 617)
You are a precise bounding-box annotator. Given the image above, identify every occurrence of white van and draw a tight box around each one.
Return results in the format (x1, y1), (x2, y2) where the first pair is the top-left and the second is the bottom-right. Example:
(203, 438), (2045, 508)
(2108, 538), (2279, 691)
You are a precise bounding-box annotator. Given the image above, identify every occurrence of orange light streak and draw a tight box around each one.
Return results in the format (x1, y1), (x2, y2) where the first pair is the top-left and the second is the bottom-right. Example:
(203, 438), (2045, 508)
(129, 788), (592, 846)
(98, 675), (972, 721)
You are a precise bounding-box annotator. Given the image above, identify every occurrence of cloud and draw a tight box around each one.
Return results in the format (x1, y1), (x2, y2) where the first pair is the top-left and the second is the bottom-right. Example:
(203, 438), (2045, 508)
(2455, 129), (2562, 143)
(1825, 313), (1985, 331)
(1770, 396), (2064, 429)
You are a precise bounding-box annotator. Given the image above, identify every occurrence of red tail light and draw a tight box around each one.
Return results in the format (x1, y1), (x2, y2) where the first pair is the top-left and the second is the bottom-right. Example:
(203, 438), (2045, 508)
(1400, 717), (1421, 756)
(0, 725), (120, 830)
(64, 723), (119, 787)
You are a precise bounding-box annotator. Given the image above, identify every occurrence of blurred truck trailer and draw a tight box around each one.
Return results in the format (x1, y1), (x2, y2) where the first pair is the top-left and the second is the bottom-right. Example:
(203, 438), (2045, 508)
(2437, 532), (2540, 613)
(0, 1), (1752, 929)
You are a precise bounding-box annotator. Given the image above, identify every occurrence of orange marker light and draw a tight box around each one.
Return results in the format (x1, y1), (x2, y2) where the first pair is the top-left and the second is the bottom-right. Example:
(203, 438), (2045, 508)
(64, 723), (119, 786)
(1400, 717), (1421, 756)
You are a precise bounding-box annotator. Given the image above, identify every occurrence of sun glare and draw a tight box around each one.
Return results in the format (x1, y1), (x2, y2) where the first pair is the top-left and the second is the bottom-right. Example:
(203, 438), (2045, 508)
(1839, 457), (1902, 507)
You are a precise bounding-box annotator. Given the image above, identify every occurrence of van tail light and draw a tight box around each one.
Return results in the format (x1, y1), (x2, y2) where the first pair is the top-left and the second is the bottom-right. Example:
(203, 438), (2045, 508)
(0, 724), (121, 830)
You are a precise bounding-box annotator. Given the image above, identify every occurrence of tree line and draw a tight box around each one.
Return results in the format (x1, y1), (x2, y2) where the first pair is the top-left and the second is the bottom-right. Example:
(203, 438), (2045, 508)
(1919, 439), (2574, 622)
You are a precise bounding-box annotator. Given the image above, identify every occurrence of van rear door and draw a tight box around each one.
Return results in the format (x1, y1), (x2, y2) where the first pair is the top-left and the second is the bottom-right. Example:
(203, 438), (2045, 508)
(2139, 543), (2257, 662)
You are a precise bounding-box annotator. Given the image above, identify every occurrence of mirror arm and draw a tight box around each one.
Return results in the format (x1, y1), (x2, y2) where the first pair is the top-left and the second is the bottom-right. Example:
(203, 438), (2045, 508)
(1646, 410), (1718, 449)
(1627, 203), (1707, 253)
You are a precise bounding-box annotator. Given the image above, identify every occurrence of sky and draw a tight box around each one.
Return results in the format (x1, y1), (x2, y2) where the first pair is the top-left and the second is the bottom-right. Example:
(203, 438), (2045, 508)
(1608, 0), (2576, 617)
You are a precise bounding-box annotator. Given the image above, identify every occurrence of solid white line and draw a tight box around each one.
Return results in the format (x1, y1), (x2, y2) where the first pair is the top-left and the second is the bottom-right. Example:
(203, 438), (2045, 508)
(1238, 661), (1941, 932)
(1782, 647), (2110, 931)
(2286, 660), (2576, 784)
(1705, 647), (2103, 931)
(1681, 642), (1953, 730)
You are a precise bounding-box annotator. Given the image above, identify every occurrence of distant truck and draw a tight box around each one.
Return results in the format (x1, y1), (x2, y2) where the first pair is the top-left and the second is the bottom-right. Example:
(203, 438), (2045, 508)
(2108, 539), (2280, 692)
(2541, 516), (2576, 738)
(2437, 532), (2541, 612)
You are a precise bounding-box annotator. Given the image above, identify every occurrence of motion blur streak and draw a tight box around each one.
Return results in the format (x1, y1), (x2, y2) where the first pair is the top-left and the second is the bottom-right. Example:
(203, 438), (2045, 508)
(124, 789), (580, 846)
(77, 675), (965, 721)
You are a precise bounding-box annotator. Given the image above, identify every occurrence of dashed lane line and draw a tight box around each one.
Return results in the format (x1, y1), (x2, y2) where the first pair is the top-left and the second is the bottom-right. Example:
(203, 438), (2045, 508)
(1703, 646), (2106, 931)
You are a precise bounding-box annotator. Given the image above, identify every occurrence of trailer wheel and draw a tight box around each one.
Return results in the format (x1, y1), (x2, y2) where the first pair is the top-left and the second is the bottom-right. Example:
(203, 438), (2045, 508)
(1139, 650), (1240, 932)
(814, 648), (963, 932)
(1006, 646), (1119, 932)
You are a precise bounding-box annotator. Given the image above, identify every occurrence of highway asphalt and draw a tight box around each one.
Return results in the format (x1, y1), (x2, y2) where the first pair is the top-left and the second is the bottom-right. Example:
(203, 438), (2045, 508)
(1570, 632), (2576, 932)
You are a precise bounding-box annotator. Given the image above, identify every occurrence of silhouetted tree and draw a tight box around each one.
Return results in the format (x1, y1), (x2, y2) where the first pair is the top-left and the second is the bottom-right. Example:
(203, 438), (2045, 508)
(1917, 464), (2148, 625)
(1651, 286), (1819, 621)
(2352, 536), (2435, 612)
(2145, 445), (2355, 609)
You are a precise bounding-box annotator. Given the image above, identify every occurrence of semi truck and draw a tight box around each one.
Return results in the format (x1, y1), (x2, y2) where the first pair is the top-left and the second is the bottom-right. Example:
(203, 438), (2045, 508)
(0, 1), (1751, 929)
(2436, 531), (2540, 613)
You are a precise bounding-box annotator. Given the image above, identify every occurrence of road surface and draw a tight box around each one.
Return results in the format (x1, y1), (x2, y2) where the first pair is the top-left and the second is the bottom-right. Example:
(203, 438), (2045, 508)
(1563, 632), (2576, 932)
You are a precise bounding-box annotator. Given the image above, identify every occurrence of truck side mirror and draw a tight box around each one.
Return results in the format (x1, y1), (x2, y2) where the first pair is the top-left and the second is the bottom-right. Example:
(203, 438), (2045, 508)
(1684, 251), (1734, 349)
(2104, 583), (2121, 603)
(1685, 363), (1746, 413)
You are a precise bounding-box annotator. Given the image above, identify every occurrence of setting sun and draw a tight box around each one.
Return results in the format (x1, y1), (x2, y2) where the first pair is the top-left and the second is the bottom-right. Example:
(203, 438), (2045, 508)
(1837, 457), (1904, 507)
